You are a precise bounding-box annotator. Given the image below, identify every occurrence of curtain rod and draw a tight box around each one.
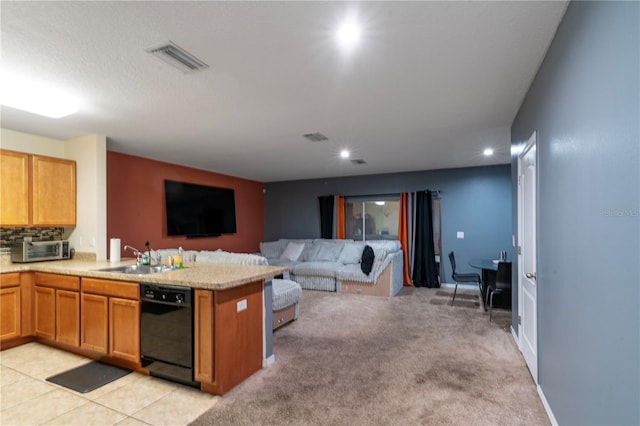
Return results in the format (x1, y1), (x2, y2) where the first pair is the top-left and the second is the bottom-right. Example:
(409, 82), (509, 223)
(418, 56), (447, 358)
(342, 190), (442, 198)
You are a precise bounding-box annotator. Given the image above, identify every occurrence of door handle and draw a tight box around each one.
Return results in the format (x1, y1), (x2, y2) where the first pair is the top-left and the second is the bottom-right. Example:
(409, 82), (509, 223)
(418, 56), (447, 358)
(526, 272), (537, 279)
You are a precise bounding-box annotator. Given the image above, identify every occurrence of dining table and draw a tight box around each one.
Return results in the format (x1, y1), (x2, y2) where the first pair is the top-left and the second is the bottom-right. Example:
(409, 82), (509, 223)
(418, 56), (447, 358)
(469, 258), (510, 309)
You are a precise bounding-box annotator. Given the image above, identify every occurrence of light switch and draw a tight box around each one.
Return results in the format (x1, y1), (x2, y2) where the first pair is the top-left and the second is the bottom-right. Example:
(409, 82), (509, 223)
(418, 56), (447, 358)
(237, 299), (247, 312)
(457, 231), (464, 239)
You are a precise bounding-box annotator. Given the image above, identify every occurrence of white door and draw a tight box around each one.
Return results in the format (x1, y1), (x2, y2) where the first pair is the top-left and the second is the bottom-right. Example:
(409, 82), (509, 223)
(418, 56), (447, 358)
(518, 132), (538, 382)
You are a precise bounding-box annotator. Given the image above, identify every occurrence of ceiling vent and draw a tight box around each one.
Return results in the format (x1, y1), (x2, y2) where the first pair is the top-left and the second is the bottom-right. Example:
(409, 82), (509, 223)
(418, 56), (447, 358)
(147, 41), (209, 73)
(303, 132), (329, 142)
(351, 159), (367, 165)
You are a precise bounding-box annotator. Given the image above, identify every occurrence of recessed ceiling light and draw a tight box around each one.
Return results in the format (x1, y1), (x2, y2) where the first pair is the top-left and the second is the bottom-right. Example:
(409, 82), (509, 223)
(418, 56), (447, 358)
(340, 149), (350, 159)
(483, 148), (494, 156)
(336, 19), (361, 49)
(0, 73), (78, 118)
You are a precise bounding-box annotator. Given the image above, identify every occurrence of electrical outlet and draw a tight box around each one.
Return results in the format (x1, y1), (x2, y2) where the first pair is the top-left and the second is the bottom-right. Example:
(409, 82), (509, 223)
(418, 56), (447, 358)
(237, 299), (247, 312)
(457, 231), (464, 239)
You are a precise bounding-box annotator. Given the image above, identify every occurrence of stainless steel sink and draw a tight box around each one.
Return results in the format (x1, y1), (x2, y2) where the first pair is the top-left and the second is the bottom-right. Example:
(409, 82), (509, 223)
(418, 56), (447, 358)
(95, 264), (173, 275)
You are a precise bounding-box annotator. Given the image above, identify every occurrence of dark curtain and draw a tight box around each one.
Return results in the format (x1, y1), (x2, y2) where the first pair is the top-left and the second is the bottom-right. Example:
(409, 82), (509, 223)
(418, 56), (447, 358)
(412, 190), (439, 288)
(318, 195), (334, 239)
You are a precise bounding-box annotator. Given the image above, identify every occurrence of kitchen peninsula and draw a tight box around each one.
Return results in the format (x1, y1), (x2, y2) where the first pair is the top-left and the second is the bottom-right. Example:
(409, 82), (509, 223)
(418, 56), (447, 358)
(0, 258), (287, 395)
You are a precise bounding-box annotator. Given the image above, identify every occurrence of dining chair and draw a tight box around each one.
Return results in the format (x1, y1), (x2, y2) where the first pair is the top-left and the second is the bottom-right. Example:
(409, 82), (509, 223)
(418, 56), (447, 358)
(448, 251), (482, 307)
(486, 261), (512, 322)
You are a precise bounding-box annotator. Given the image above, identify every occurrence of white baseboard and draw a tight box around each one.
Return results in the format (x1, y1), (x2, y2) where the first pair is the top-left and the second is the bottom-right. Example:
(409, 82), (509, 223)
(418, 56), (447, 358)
(511, 325), (520, 349)
(262, 354), (275, 369)
(537, 384), (558, 426)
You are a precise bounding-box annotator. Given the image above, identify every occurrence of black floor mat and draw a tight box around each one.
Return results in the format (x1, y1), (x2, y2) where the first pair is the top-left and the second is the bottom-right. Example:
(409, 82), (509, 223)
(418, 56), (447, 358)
(46, 361), (131, 393)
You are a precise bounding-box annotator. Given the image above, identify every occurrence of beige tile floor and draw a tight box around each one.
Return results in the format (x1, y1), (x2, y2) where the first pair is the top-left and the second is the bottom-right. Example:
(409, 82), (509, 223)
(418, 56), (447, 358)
(0, 342), (219, 425)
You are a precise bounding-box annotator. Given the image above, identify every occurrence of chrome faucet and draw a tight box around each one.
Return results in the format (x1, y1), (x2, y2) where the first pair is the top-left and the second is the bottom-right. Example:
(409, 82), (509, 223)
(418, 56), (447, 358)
(123, 244), (143, 265)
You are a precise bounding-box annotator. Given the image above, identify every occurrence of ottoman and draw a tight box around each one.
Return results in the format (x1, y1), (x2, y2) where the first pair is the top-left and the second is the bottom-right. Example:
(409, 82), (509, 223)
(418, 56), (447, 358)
(272, 279), (302, 330)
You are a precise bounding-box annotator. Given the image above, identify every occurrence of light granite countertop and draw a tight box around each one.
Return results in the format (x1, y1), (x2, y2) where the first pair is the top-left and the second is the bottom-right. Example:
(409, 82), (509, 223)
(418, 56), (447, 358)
(0, 258), (287, 291)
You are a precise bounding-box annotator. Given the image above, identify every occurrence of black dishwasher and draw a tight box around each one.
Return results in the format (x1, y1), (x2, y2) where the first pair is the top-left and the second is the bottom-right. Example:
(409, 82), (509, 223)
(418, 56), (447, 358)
(140, 283), (199, 387)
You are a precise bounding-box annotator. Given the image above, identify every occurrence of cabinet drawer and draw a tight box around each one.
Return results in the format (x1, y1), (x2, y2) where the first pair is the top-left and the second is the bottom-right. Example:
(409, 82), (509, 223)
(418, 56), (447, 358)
(33, 273), (79, 291)
(82, 278), (139, 299)
(0, 273), (21, 288)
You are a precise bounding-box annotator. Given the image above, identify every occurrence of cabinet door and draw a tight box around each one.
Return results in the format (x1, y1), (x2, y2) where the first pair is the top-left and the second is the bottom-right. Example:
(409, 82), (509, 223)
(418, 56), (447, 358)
(0, 287), (21, 341)
(34, 286), (55, 340)
(81, 293), (108, 353)
(109, 297), (140, 363)
(31, 155), (76, 226)
(0, 150), (30, 226)
(214, 281), (263, 393)
(56, 290), (80, 346)
(194, 289), (214, 383)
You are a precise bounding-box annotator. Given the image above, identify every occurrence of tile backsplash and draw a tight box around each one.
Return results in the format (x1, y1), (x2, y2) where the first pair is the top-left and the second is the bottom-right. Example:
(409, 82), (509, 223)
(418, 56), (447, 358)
(0, 227), (64, 249)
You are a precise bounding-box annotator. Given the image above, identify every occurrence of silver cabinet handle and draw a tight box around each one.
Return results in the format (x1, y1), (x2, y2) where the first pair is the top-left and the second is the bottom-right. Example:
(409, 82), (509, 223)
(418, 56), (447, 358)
(526, 272), (537, 279)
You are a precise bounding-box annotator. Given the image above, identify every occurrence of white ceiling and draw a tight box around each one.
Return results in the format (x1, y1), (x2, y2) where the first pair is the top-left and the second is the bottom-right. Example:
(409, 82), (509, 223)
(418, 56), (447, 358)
(1, 1), (567, 182)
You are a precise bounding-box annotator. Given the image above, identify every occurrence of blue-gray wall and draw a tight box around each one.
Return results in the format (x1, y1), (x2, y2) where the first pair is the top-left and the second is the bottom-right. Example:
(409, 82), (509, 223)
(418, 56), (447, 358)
(511, 2), (639, 425)
(264, 165), (512, 284)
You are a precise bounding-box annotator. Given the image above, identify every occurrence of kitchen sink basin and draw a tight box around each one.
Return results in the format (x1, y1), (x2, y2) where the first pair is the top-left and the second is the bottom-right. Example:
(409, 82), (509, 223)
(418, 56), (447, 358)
(95, 264), (173, 275)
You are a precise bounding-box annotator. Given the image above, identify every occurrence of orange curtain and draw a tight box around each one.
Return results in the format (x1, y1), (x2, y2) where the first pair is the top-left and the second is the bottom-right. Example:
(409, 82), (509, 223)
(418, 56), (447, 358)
(336, 195), (345, 239)
(398, 192), (413, 286)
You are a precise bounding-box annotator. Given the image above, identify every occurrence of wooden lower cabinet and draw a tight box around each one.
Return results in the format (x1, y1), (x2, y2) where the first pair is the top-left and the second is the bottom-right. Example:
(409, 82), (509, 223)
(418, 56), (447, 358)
(1, 286), (21, 340)
(1, 273), (22, 341)
(109, 297), (140, 363)
(34, 286), (56, 340)
(80, 293), (108, 353)
(33, 273), (80, 347)
(194, 281), (263, 395)
(80, 278), (140, 365)
(56, 290), (80, 346)
(1, 272), (33, 346)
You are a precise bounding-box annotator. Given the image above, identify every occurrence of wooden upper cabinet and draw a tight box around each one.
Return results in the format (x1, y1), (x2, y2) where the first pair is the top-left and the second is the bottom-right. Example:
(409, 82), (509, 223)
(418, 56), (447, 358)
(32, 155), (76, 226)
(0, 150), (76, 227)
(0, 150), (30, 226)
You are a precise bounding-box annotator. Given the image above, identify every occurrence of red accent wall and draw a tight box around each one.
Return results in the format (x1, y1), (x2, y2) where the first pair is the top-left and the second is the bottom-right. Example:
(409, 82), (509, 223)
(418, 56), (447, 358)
(107, 151), (264, 257)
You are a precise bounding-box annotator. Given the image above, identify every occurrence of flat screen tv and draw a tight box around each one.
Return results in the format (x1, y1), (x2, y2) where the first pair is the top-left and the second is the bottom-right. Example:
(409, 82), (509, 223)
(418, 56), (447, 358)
(164, 180), (237, 238)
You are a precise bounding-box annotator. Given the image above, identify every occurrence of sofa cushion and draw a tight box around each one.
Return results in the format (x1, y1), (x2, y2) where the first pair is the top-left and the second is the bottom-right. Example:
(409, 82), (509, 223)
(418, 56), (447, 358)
(291, 261), (343, 278)
(280, 242), (305, 261)
(260, 240), (288, 259)
(267, 258), (301, 269)
(361, 245), (375, 275)
(307, 242), (344, 262)
(272, 279), (302, 311)
(338, 242), (365, 264)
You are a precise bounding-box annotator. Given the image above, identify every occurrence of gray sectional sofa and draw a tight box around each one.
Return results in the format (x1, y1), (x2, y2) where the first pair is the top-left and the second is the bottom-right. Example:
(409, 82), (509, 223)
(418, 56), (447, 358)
(259, 238), (404, 297)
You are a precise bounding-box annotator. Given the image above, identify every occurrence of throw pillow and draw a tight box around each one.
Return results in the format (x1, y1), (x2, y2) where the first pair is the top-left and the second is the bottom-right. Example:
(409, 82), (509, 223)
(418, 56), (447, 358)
(361, 245), (374, 275)
(280, 242), (305, 261)
(338, 243), (365, 264)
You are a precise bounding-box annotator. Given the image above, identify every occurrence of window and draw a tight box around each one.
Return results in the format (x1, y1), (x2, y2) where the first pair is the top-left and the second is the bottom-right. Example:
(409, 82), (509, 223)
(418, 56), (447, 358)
(344, 196), (400, 241)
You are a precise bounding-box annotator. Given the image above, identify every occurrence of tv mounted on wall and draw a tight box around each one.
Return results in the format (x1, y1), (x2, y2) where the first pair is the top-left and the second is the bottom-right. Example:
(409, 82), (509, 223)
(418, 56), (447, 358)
(164, 180), (237, 238)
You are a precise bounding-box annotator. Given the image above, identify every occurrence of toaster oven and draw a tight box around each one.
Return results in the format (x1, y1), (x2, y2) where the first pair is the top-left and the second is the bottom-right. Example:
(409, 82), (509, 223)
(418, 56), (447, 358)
(11, 240), (70, 263)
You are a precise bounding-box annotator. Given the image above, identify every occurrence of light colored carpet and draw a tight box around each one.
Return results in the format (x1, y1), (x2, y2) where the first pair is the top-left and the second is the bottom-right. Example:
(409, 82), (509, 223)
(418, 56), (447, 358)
(191, 287), (548, 426)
